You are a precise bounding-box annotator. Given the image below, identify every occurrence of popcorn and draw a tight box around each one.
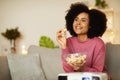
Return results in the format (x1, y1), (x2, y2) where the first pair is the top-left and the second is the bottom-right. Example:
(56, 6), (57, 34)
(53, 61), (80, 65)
(61, 28), (67, 37)
(63, 28), (67, 32)
(65, 54), (86, 65)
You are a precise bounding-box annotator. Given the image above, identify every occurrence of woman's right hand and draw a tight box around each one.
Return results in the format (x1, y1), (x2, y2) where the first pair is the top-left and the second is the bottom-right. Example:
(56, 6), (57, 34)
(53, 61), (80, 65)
(56, 28), (67, 49)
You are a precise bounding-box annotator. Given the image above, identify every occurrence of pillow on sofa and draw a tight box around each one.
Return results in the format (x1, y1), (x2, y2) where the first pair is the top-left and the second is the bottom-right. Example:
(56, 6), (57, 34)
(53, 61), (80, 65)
(28, 45), (64, 80)
(7, 53), (46, 80)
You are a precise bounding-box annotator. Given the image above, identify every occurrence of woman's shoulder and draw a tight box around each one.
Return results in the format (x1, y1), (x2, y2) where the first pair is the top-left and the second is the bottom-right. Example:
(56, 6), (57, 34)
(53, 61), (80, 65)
(92, 37), (105, 45)
(66, 36), (77, 43)
(67, 36), (77, 40)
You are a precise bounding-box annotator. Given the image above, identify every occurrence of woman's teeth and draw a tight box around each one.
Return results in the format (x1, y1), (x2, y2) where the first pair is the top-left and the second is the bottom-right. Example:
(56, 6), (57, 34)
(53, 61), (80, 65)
(76, 26), (82, 29)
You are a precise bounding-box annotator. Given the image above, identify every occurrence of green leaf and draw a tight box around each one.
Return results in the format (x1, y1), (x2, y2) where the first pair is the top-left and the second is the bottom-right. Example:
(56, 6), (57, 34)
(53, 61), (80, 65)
(39, 36), (56, 48)
(95, 0), (101, 6)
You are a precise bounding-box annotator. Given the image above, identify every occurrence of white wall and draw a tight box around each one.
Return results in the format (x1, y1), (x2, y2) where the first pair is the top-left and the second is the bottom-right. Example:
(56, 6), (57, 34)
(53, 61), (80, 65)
(0, 0), (120, 53)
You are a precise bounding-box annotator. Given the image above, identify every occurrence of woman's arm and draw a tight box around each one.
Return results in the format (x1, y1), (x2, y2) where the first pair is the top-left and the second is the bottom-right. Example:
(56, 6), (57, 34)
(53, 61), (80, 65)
(84, 44), (106, 72)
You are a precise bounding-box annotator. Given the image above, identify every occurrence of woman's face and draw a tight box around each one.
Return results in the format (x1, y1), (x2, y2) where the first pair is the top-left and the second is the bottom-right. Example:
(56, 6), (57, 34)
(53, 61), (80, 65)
(73, 12), (89, 35)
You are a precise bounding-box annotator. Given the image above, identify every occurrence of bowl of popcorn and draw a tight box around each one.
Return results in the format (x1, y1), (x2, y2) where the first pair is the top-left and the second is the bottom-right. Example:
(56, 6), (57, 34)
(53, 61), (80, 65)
(64, 53), (87, 65)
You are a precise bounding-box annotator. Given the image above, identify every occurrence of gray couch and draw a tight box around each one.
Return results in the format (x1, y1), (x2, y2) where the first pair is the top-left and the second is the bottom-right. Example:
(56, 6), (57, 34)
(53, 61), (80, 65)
(0, 43), (120, 80)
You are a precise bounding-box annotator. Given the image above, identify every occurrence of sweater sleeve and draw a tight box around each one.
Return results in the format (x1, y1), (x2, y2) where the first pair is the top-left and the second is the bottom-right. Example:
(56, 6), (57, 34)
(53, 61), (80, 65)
(84, 42), (106, 72)
(61, 37), (75, 72)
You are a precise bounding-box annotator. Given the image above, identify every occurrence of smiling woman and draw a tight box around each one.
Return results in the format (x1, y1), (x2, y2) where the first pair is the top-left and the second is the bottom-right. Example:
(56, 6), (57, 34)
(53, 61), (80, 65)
(56, 2), (111, 80)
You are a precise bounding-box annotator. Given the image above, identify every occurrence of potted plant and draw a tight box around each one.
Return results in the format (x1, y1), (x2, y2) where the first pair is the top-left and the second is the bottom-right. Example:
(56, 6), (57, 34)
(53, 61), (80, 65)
(95, 0), (108, 8)
(1, 27), (21, 53)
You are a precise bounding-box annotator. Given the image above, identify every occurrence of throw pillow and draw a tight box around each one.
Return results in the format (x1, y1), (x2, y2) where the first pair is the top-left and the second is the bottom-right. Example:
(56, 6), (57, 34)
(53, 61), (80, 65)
(28, 45), (64, 80)
(7, 53), (46, 80)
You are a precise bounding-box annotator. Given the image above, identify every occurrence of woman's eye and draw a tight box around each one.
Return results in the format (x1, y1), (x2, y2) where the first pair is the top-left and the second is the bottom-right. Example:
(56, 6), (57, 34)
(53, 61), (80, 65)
(74, 18), (78, 21)
(81, 19), (87, 22)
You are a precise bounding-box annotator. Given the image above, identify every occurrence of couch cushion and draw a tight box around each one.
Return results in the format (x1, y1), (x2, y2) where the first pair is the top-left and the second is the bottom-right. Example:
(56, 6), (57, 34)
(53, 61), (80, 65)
(105, 43), (120, 80)
(28, 45), (64, 80)
(0, 55), (11, 80)
(7, 53), (46, 80)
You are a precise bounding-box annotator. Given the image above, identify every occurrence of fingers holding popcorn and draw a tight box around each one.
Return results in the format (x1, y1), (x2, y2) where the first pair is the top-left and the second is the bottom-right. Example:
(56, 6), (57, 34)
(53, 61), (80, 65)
(56, 27), (67, 49)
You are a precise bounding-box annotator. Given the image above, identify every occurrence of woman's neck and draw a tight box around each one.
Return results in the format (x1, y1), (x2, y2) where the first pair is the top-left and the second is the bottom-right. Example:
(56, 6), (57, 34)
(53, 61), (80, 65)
(77, 34), (88, 42)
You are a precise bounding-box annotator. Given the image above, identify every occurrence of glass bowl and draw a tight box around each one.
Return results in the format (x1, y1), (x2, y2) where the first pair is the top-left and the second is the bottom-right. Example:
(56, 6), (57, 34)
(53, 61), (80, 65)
(64, 53), (87, 65)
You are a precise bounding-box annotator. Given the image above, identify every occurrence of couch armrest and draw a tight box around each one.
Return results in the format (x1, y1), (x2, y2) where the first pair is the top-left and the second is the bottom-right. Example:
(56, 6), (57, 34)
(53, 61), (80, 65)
(0, 55), (12, 80)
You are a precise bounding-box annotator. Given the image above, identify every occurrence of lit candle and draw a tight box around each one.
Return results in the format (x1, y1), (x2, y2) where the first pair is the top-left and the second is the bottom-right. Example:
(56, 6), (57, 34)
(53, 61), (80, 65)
(22, 45), (28, 55)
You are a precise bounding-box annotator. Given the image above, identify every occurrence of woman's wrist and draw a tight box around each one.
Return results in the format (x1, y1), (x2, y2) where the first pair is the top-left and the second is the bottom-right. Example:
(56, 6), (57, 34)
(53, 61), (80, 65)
(74, 66), (84, 72)
(62, 46), (66, 49)
(61, 44), (66, 49)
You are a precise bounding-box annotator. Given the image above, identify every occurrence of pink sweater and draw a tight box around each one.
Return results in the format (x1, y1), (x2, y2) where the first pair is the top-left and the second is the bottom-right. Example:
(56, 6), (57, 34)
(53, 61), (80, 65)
(62, 37), (107, 72)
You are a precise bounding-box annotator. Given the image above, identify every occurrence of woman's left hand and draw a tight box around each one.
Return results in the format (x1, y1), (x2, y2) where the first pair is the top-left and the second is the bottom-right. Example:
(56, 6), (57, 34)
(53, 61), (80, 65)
(67, 60), (86, 71)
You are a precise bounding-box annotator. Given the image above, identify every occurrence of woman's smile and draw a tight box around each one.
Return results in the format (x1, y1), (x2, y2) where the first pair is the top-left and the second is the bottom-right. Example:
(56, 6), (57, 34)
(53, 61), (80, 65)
(74, 26), (83, 32)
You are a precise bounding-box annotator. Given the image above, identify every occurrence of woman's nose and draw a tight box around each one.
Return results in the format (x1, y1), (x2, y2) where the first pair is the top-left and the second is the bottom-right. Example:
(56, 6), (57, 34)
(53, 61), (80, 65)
(77, 20), (81, 25)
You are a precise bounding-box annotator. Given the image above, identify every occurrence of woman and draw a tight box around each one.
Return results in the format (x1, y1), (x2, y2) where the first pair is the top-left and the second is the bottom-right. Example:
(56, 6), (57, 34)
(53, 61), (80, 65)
(56, 2), (111, 80)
